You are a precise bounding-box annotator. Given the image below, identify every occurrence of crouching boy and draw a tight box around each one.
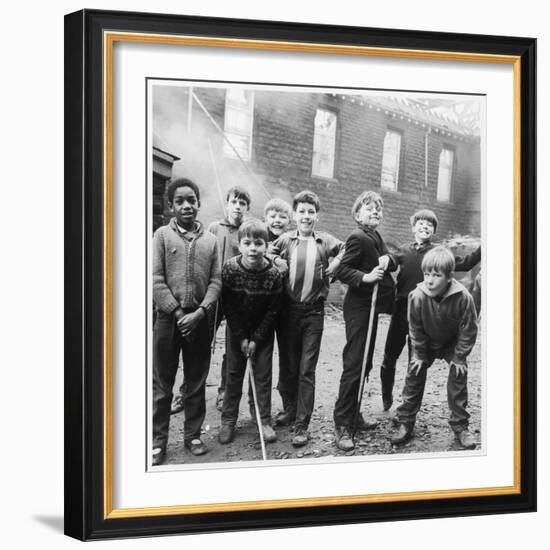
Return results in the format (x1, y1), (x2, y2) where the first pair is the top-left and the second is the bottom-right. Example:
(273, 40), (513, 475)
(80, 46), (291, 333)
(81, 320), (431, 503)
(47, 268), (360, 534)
(218, 220), (283, 445)
(152, 178), (221, 465)
(391, 246), (479, 449)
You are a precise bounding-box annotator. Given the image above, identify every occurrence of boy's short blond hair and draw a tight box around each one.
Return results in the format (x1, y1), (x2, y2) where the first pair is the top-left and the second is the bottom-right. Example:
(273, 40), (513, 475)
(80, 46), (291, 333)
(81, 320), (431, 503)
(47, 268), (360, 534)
(351, 191), (383, 217)
(421, 246), (455, 277)
(263, 197), (292, 218)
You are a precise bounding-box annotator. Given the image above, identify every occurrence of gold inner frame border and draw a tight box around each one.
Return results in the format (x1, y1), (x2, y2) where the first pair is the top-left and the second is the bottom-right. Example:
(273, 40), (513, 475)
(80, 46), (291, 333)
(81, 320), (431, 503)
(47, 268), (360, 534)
(102, 30), (522, 519)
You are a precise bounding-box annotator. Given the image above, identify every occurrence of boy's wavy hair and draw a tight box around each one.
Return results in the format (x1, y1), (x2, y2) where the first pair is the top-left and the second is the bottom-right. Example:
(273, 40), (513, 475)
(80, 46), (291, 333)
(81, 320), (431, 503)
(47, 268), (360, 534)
(293, 190), (320, 212)
(421, 246), (455, 277)
(410, 209), (438, 233)
(166, 178), (201, 203)
(263, 197), (292, 218)
(351, 190), (383, 217)
(237, 219), (269, 243)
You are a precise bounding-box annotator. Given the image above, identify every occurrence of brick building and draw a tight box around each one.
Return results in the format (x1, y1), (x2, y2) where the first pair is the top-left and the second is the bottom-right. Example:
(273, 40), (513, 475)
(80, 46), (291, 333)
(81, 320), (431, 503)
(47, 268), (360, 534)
(153, 85), (481, 250)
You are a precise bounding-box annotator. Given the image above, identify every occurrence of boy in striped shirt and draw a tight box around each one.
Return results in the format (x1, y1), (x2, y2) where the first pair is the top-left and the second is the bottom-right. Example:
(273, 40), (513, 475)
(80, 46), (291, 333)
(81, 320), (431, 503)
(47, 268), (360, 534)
(270, 191), (343, 447)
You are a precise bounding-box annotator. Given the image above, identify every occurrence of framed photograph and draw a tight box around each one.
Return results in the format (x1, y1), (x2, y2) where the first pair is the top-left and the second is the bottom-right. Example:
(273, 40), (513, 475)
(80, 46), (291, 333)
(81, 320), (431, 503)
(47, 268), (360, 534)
(64, 9), (536, 540)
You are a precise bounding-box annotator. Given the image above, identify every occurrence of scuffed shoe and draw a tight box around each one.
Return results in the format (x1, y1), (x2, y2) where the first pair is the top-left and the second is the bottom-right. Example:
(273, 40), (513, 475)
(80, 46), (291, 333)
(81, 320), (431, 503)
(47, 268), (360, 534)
(275, 409), (296, 426)
(261, 424), (277, 443)
(356, 413), (378, 431)
(334, 426), (355, 452)
(218, 424), (235, 444)
(391, 424), (413, 445)
(170, 393), (185, 415)
(185, 437), (208, 456)
(456, 429), (476, 450)
(152, 447), (165, 466)
(291, 428), (309, 447)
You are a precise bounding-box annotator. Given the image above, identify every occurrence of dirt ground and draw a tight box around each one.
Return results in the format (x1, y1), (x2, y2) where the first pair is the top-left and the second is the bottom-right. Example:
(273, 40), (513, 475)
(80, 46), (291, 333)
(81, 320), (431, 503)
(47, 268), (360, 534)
(165, 304), (482, 465)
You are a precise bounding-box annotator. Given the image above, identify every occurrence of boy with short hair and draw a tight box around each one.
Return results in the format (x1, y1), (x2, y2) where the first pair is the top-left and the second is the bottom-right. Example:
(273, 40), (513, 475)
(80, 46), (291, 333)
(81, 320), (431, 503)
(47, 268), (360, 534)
(263, 197), (293, 242)
(391, 246), (478, 449)
(173, 185), (250, 413)
(270, 190), (343, 447)
(152, 178), (221, 465)
(333, 191), (395, 452)
(380, 209), (481, 411)
(219, 219), (282, 444)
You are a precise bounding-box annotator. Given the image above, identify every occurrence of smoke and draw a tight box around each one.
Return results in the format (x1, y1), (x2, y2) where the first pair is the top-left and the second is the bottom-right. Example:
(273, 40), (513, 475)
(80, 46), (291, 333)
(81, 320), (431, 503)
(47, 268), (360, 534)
(153, 84), (294, 226)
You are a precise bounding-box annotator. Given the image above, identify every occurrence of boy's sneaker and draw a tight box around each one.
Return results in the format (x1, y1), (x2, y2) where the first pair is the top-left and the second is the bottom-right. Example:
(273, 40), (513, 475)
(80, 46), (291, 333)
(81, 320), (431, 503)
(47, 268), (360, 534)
(275, 409), (296, 426)
(218, 424), (235, 444)
(170, 393), (185, 415)
(185, 437), (208, 456)
(292, 427), (309, 447)
(152, 447), (166, 466)
(456, 429), (476, 450)
(216, 390), (225, 411)
(391, 424), (413, 445)
(334, 426), (355, 452)
(261, 424), (277, 443)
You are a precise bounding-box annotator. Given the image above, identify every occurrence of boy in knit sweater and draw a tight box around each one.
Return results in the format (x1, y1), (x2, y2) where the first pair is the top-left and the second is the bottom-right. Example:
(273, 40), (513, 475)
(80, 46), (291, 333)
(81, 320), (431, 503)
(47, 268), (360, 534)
(380, 209), (481, 411)
(172, 186), (251, 414)
(152, 178), (221, 465)
(218, 220), (283, 444)
(391, 246), (478, 449)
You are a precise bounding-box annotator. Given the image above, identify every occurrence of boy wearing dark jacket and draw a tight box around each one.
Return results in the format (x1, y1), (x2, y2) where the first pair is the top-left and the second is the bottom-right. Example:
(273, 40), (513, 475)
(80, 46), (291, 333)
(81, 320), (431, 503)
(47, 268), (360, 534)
(380, 209), (481, 411)
(333, 191), (395, 452)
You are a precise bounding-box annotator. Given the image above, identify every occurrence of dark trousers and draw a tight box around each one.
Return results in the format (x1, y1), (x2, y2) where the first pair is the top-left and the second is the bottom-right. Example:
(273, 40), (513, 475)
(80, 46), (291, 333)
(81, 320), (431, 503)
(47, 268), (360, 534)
(333, 294), (379, 429)
(396, 360), (470, 433)
(275, 301), (291, 411)
(153, 310), (211, 449)
(280, 301), (324, 429)
(221, 328), (275, 425)
(381, 298), (410, 393)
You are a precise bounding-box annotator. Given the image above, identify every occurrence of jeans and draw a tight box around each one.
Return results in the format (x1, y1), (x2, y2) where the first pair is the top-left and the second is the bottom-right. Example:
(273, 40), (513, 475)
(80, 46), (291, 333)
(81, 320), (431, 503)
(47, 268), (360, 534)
(396, 360), (470, 432)
(333, 294), (379, 429)
(152, 310), (211, 449)
(221, 328), (275, 425)
(281, 301), (324, 429)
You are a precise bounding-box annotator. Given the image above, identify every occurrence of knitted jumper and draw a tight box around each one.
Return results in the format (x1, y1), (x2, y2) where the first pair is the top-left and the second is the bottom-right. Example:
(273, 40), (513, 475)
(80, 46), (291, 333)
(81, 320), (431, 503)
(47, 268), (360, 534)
(222, 256), (282, 344)
(152, 218), (221, 314)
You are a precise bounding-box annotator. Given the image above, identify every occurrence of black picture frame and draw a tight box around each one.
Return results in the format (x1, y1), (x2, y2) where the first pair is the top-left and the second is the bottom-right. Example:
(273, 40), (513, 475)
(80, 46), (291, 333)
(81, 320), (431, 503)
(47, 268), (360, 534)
(64, 8), (536, 541)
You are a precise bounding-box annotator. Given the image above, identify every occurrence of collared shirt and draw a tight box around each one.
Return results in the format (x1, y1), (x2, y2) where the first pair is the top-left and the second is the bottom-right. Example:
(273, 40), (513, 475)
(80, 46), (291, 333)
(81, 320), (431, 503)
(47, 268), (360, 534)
(270, 230), (343, 304)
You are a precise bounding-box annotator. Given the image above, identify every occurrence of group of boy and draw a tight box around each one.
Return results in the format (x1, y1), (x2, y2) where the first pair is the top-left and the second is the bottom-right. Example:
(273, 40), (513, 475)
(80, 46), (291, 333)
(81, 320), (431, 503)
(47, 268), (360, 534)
(151, 177), (481, 466)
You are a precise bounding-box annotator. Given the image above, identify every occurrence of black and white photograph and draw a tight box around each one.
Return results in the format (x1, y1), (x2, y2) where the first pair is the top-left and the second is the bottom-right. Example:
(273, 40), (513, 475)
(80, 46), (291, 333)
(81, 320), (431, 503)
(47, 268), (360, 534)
(149, 81), (483, 469)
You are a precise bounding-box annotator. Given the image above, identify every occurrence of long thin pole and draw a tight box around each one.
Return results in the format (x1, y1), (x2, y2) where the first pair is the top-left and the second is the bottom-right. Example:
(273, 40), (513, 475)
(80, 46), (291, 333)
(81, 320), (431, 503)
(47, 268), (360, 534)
(352, 281), (379, 438)
(247, 357), (267, 461)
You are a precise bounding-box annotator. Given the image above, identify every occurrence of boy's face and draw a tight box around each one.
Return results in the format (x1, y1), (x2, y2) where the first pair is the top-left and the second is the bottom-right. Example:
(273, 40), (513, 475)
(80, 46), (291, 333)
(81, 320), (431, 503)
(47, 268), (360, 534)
(423, 269), (451, 297)
(293, 202), (318, 237)
(355, 201), (383, 229)
(238, 235), (267, 269)
(226, 193), (249, 226)
(413, 219), (435, 244)
(265, 209), (290, 237)
(169, 185), (199, 229)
